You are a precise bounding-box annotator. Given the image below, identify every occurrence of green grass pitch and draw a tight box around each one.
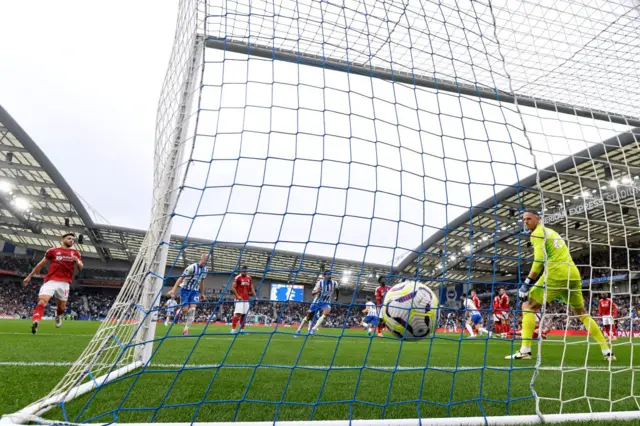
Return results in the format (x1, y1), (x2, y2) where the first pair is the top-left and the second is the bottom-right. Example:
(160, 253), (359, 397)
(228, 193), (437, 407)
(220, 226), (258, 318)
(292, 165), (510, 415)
(1, 319), (638, 425)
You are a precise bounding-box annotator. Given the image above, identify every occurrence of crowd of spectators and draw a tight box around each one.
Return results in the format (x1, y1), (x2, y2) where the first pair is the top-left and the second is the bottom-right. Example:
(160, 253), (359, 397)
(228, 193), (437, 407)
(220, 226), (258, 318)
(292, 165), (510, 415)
(576, 245), (640, 279)
(445, 291), (640, 333)
(3, 272), (640, 333)
(0, 256), (36, 274)
(2, 247), (640, 331)
(156, 294), (366, 328)
(0, 279), (117, 320)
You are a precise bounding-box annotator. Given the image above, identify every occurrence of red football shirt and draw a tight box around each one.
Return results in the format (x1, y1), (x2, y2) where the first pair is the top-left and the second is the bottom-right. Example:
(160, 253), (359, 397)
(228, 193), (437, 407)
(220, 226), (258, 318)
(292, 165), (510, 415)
(234, 274), (252, 300)
(472, 296), (480, 309)
(375, 285), (391, 306)
(45, 247), (81, 284)
(598, 298), (612, 316)
(499, 294), (509, 311)
(493, 296), (500, 310)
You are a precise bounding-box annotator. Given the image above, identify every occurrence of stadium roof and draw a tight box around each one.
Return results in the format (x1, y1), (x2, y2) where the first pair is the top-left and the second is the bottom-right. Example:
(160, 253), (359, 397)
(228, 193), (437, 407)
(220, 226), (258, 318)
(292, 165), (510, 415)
(0, 105), (388, 289)
(0, 105), (106, 259)
(399, 128), (640, 285)
(3, 104), (638, 291)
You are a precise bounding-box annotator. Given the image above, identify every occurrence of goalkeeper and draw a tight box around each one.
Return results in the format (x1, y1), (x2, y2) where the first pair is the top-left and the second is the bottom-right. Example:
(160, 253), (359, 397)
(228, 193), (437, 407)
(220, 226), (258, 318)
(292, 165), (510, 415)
(505, 211), (615, 361)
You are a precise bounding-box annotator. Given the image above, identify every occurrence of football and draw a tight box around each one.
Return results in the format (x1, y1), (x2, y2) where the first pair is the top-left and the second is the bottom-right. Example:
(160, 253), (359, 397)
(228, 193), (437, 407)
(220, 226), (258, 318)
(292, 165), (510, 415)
(381, 281), (439, 339)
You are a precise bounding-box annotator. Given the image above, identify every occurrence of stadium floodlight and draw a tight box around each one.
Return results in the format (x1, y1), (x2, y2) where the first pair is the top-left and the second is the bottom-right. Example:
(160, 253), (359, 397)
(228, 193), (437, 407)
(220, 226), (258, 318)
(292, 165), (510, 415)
(12, 197), (29, 211)
(621, 177), (631, 184)
(0, 180), (11, 193)
(610, 180), (619, 188)
(3, 0), (640, 425)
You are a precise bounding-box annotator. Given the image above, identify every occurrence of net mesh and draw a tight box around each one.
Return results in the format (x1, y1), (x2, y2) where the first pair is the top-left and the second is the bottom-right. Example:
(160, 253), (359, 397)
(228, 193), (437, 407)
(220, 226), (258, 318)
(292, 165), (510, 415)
(8, 0), (640, 424)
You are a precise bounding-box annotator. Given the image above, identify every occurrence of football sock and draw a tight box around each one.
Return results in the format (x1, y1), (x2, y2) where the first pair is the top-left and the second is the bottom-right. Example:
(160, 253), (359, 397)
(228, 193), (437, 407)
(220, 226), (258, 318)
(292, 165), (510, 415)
(56, 307), (65, 316)
(579, 315), (610, 352)
(296, 317), (308, 332)
(231, 314), (239, 330)
(32, 304), (45, 322)
(240, 314), (246, 330)
(313, 314), (327, 331)
(465, 324), (474, 335)
(185, 308), (195, 330)
(520, 311), (536, 352)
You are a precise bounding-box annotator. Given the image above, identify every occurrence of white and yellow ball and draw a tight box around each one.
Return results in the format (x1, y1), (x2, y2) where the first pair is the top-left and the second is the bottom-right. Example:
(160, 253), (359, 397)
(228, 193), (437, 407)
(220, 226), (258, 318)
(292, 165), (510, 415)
(381, 281), (438, 339)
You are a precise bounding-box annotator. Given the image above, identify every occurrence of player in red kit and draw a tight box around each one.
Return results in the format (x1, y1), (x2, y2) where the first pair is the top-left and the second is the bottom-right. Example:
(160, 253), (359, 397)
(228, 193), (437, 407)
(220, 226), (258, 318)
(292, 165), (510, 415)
(492, 291), (503, 336)
(498, 288), (510, 337)
(374, 276), (391, 337)
(598, 293), (616, 341)
(506, 312), (549, 340)
(231, 265), (255, 334)
(24, 232), (83, 334)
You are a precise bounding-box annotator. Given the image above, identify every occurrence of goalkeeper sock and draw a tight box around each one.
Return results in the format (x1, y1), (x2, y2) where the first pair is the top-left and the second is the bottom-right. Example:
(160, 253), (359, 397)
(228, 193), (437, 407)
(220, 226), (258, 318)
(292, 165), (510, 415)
(479, 327), (489, 335)
(579, 315), (610, 353)
(313, 314), (327, 331)
(520, 311), (536, 353)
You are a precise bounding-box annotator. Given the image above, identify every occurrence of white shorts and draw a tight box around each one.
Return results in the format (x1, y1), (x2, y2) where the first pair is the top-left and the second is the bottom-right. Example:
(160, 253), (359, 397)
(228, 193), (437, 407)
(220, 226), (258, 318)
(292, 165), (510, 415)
(602, 316), (614, 326)
(39, 280), (70, 301)
(234, 300), (250, 315)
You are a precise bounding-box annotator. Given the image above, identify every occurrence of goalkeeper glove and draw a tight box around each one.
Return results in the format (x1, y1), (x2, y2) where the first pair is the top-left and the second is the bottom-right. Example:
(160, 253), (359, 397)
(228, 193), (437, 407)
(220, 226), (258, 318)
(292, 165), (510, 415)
(519, 278), (532, 300)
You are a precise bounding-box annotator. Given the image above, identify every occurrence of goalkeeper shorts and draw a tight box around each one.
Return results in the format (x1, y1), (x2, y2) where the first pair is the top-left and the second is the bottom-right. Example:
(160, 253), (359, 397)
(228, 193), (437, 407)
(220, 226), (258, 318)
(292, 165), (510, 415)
(529, 279), (584, 309)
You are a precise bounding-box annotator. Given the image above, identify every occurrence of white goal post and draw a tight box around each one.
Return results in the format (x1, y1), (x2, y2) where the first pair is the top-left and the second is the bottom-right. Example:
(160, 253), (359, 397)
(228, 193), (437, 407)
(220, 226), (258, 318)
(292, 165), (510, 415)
(3, 0), (640, 425)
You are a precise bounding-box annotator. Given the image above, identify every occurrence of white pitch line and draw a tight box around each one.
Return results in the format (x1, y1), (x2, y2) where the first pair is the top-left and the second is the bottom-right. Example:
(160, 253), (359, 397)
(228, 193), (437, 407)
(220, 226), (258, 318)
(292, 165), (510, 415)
(0, 332), (95, 337)
(0, 361), (637, 372)
(202, 335), (504, 344)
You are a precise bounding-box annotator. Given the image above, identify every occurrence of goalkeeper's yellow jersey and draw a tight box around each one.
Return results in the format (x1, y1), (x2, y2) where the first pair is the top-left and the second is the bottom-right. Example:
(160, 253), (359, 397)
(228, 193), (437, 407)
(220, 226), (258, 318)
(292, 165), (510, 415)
(530, 224), (581, 284)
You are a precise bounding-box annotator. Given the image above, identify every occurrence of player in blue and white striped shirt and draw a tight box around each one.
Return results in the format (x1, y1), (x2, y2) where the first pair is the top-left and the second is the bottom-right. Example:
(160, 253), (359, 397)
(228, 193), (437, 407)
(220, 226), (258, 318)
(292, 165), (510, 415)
(168, 253), (208, 335)
(361, 297), (378, 336)
(295, 270), (339, 336)
(163, 297), (178, 326)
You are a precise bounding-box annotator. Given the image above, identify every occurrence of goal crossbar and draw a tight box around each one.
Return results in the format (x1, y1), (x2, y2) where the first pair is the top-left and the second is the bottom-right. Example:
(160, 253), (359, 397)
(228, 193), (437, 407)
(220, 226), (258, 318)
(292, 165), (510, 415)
(205, 37), (640, 128)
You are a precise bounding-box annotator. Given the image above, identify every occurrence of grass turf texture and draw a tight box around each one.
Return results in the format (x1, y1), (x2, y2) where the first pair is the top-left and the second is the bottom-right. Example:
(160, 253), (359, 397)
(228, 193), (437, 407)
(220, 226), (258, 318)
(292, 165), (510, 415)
(0, 319), (638, 425)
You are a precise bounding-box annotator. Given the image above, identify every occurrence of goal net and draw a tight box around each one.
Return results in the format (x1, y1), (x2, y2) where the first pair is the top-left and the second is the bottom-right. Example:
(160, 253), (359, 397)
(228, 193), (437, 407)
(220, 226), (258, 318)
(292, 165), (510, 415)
(3, 0), (640, 424)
